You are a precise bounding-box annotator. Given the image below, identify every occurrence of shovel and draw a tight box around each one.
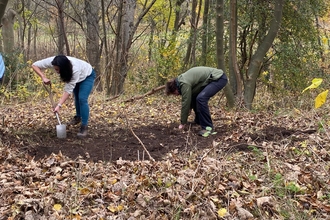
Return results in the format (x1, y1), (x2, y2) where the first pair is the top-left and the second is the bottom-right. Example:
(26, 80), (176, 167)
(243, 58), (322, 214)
(43, 84), (67, 138)
(55, 112), (66, 138)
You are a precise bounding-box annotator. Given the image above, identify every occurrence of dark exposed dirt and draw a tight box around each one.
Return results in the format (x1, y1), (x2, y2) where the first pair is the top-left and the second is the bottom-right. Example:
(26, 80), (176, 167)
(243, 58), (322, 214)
(22, 123), (231, 162)
(1, 121), (310, 162)
(0, 98), (314, 163)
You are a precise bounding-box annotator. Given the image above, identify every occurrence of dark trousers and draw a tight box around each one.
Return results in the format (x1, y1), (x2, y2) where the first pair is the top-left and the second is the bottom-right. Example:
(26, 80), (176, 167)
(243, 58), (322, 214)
(193, 74), (228, 130)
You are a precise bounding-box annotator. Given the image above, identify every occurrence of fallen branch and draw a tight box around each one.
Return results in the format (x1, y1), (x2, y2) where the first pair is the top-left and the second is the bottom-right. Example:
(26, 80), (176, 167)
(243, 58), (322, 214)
(105, 85), (165, 102)
(106, 94), (120, 102)
(130, 127), (155, 162)
(123, 85), (165, 103)
(120, 97), (156, 162)
(186, 146), (216, 199)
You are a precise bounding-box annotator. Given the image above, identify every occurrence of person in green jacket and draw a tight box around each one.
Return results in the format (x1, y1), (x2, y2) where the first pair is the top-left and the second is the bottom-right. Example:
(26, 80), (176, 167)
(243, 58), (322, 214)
(165, 66), (228, 136)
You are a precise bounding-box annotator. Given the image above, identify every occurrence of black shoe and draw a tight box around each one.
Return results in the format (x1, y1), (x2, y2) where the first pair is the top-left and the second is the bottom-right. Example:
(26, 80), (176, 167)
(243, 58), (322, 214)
(68, 116), (81, 125)
(77, 125), (88, 137)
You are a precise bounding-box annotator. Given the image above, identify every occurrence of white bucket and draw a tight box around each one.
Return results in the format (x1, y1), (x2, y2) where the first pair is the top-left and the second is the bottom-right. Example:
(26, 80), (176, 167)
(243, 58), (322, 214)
(56, 124), (67, 138)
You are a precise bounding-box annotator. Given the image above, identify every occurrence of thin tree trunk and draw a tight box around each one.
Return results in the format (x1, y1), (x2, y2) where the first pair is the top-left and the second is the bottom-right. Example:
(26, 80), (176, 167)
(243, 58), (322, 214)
(85, 0), (101, 89)
(215, 0), (235, 108)
(229, 0), (242, 98)
(1, 8), (16, 53)
(33, 25), (37, 58)
(0, 0), (8, 22)
(111, 0), (124, 95)
(101, 0), (111, 94)
(173, 0), (186, 32)
(148, 19), (155, 62)
(56, 0), (69, 55)
(110, 0), (156, 95)
(201, 0), (209, 65)
(184, 0), (197, 66)
(244, 0), (284, 109)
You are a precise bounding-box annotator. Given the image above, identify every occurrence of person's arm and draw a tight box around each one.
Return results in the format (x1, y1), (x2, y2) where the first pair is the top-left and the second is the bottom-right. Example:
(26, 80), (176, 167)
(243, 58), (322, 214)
(179, 84), (192, 129)
(53, 91), (70, 113)
(31, 65), (51, 84)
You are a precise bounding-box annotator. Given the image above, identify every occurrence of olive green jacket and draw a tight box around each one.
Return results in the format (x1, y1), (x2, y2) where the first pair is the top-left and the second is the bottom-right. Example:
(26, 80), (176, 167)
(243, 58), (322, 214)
(177, 66), (224, 124)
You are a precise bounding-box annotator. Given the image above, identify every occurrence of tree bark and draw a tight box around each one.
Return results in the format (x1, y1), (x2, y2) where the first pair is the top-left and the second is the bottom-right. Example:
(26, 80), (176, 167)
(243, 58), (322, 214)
(201, 0), (209, 65)
(244, 0), (284, 109)
(1, 8), (16, 53)
(173, 0), (187, 32)
(229, 0), (242, 98)
(0, 0), (8, 23)
(110, 0), (157, 96)
(85, 0), (101, 89)
(184, 0), (197, 66)
(101, 0), (111, 93)
(215, 0), (235, 108)
(110, 0), (130, 95)
(56, 0), (69, 55)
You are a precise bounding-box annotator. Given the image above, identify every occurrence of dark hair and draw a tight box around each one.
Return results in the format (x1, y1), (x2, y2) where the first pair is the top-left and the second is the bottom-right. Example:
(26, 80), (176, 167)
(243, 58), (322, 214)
(165, 78), (177, 95)
(51, 55), (73, 83)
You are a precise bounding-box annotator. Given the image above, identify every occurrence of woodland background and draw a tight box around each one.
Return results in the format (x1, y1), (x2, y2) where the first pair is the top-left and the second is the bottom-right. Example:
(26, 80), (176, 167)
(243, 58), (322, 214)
(0, 0), (330, 219)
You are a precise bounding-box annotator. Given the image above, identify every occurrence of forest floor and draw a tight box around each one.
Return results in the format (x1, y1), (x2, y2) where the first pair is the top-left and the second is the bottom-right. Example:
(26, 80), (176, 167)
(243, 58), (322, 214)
(0, 94), (329, 219)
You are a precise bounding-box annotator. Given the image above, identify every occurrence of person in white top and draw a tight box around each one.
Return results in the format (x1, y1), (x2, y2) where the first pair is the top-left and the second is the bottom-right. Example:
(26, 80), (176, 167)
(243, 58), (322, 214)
(32, 55), (96, 137)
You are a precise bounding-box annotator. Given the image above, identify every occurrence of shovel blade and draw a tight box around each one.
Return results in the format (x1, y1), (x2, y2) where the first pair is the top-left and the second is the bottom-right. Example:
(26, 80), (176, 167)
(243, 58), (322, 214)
(56, 124), (66, 138)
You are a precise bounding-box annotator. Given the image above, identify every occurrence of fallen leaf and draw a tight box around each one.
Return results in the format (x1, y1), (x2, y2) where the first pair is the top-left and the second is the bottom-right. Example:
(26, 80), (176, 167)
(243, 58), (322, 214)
(237, 207), (253, 219)
(54, 204), (62, 211)
(217, 208), (227, 217)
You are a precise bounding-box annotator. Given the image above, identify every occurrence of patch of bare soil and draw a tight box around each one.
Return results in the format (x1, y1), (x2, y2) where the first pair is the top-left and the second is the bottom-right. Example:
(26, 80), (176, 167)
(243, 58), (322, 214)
(2, 110), (311, 162)
(1, 97), (329, 219)
(0, 96), (315, 162)
(26, 123), (229, 162)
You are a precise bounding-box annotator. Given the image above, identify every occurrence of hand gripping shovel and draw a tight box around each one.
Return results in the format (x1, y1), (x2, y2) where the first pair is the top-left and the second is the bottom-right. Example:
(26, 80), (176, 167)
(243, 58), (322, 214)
(43, 84), (66, 138)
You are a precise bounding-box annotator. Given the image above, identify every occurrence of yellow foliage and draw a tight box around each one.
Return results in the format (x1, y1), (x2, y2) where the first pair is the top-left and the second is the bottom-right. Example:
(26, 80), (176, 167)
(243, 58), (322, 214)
(302, 78), (323, 93)
(322, 36), (328, 45)
(315, 90), (328, 108)
(107, 204), (124, 213)
(217, 208), (227, 217)
(53, 204), (62, 211)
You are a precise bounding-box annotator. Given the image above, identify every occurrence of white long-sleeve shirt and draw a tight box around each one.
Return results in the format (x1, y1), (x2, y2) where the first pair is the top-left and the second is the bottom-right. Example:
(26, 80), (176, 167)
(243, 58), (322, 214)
(33, 56), (93, 94)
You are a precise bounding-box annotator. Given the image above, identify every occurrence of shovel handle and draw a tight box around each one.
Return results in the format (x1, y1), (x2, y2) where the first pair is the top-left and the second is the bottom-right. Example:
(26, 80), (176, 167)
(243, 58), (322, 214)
(43, 83), (56, 108)
(55, 112), (61, 125)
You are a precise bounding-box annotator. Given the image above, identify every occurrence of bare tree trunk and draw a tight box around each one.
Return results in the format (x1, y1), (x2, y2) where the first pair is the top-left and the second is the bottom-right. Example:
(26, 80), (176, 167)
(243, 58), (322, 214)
(110, 0), (124, 96)
(24, 0), (32, 61)
(215, 0), (235, 108)
(244, 0), (283, 109)
(184, 0), (197, 66)
(33, 25), (37, 58)
(148, 19), (155, 62)
(110, 0), (156, 95)
(201, 0), (209, 65)
(56, 0), (69, 55)
(173, 0), (186, 31)
(1, 8), (16, 53)
(101, 0), (111, 94)
(85, 0), (101, 89)
(0, 0), (8, 22)
(229, 0), (242, 98)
